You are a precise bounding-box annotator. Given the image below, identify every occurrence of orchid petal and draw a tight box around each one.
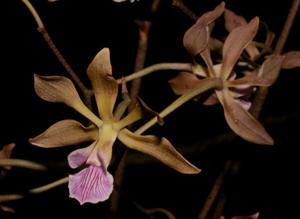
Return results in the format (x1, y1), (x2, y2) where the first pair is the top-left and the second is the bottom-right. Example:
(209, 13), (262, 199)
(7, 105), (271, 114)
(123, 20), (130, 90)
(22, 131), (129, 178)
(118, 129), (201, 174)
(198, 2), (225, 25)
(192, 64), (207, 77)
(258, 55), (284, 85)
(68, 143), (95, 169)
(281, 51), (300, 69)
(29, 120), (98, 148)
(34, 74), (83, 108)
(208, 37), (223, 53)
(34, 74), (102, 127)
(217, 91), (273, 145)
(203, 93), (219, 105)
(232, 212), (260, 219)
(221, 17), (259, 79)
(265, 31), (275, 48)
(115, 105), (142, 130)
(0, 143), (15, 170)
(69, 165), (113, 205)
(169, 72), (201, 95)
(0, 143), (15, 160)
(224, 9), (247, 32)
(224, 9), (260, 60)
(87, 48), (118, 121)
(200, 49), (216, 77)
(227, 73), (273, 89)
(183, 2), (225, 56)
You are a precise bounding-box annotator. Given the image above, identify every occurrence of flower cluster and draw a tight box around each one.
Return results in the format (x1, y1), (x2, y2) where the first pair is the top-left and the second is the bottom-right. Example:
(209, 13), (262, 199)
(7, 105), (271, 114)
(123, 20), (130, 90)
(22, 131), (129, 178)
(169, 2), (284, 145)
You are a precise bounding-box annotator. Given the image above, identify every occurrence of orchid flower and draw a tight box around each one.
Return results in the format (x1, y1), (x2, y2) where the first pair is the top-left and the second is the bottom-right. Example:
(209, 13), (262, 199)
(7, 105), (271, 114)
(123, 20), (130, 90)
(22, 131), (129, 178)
(169, 2), (283, 145)
(30, 48), (200, 205)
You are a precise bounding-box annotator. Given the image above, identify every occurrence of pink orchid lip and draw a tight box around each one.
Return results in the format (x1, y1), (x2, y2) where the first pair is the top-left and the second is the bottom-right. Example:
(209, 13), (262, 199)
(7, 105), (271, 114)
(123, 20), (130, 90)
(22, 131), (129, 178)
(69, 165), (114, 205)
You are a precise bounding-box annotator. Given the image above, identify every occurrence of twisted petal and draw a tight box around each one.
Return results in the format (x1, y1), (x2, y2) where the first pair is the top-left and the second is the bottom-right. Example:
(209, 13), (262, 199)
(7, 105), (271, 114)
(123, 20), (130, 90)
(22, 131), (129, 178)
(68, 143), (95, 169)
(221, 17), (259, 79)
(169, 72), (201, 95)
(34, 74), (102, 127)
(224, 9), (247, 32)
(281, 51), (300, 69)
(87, 48), (118, 121)
(183, 2), (225, 56)
(217, 90), (273, 145)
(69, 165), (114, 205)
(224, 9), (260, 59)
(30, 120), (98, 148)
(257, 55), (284, 85)
(34, 74), (83, 108)
(118, 129), (201, 174)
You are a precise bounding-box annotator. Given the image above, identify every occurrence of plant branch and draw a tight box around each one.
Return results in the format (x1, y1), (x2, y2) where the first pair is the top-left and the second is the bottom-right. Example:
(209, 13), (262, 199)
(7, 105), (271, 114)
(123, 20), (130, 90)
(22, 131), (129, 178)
(135, 78), (222, 135)
(0, 159), (47, 171)
(197, 2), (300, 216)
(250, 0), (300, 118)
(116, 63), (193, 84)
(21, 0), (93, 106)
(110, 1), (161, 216)
(274, 0), (300, 55)
(197, 161), (232, 219)
(0, 176), (68, 203)
(172, 0), (198, 21)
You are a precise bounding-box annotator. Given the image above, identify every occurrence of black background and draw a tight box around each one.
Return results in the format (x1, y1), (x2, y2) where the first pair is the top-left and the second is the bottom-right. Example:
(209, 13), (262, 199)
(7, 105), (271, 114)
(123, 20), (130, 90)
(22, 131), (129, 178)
(1, 0), (299, 218)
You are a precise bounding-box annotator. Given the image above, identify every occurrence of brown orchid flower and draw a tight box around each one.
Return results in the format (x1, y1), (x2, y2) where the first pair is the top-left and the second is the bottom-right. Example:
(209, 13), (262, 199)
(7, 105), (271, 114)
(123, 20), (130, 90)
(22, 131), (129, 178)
(169, 2), (283, 145)
(30, 48), (200, 205)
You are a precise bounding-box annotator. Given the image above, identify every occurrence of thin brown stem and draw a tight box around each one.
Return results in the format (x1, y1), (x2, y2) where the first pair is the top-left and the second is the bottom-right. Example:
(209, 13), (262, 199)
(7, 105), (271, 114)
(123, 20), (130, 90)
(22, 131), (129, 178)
(116, 63), (192, 84)
(274, 0), (300, 55)
(212, 192), (227, 219)
(110, 1), (161, 216)
(198, 2), (300, 215)
(22, 0), (93, 107)
(172, 0), (198, 21)
(37, 28), (92, 98)
(197, 161), (232, 219)
(250, 0), (300, 117)
(129, 20), (151, 111)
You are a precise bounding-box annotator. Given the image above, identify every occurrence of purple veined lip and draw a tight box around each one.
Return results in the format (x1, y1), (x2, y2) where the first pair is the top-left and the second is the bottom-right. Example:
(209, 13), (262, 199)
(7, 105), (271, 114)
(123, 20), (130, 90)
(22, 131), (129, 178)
(68, 165), (114, 205)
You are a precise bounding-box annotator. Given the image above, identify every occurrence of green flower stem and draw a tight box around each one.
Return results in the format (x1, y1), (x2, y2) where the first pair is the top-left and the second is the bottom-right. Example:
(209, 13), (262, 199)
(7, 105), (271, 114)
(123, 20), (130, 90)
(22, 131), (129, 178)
(0, 159), (47, 171)
(0, 194), (23, 203)
(0, 177), (69, 203)
(135, 78), (222, 135)
(117, 63), (193, 84)
(30, 177), (69, 194)
(21, 0), (44, 28)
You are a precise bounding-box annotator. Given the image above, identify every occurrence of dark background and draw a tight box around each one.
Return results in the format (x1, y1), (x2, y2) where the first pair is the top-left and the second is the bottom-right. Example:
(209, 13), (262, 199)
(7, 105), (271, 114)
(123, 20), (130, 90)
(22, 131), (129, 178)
(1, 0), (299, 218)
